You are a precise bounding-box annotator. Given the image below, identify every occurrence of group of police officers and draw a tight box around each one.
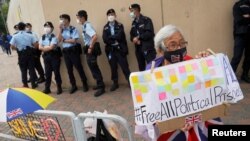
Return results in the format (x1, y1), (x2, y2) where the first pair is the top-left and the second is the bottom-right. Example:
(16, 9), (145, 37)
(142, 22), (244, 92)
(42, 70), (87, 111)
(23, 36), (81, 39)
(10, 3), (157, 97)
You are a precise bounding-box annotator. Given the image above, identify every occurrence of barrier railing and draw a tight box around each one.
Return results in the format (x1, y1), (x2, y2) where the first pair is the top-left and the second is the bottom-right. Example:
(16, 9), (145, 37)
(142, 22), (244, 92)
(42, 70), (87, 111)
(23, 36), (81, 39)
(77, 112), (134, 141)
(1, 110), (134, 141)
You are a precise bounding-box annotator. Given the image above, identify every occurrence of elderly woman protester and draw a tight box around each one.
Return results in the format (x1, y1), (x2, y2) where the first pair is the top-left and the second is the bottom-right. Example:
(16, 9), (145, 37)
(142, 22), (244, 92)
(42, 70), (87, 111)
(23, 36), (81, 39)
(136, 25), (223, 141)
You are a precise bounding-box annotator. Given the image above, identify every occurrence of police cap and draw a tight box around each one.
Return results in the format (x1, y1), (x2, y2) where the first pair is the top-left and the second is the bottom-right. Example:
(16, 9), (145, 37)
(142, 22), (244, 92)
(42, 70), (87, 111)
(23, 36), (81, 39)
(77, 10), (87, 17)
(106, 8), (116, 15)
(17, 22), (26, 30)
(60, 14), (71, 22)
(129, 3), (141, 11)
(44, 21), (54, 29)
(14, 24), (18, 29)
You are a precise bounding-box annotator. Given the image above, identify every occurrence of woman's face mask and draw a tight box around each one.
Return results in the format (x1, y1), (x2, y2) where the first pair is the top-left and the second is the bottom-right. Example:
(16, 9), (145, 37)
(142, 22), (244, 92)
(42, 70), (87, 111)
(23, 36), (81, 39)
(44, 27), (52, 34)
(164, 47), (187, 64)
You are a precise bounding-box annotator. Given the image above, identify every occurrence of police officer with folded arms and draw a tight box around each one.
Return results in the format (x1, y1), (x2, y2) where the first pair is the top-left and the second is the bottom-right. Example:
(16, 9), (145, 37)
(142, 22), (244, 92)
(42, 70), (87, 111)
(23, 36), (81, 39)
(26, 23), (45, 84)
(102, 9), (131, 91)
(76, 10), (105, 97)
(129, 3), (156, 71)
(10, 22), (38, 88)
(39, 22), (62, 94)
(58, 14), (89, 94)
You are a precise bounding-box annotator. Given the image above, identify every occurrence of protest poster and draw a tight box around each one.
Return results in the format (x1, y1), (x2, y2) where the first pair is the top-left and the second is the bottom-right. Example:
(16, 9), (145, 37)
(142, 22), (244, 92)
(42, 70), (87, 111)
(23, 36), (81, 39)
(129, 53), (243, 126)
(7, 113), (66, 141)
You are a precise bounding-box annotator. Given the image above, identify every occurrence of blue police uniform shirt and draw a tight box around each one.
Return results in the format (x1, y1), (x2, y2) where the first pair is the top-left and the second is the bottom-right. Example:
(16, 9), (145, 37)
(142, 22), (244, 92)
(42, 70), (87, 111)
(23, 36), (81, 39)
(109, 22), (115, 35)
(109, 22), (118, 46)
(10, 31), (37, 51)
(82, 21), (96, 46)
(61, 26), (79, 48)
(39, 33), (58, 47)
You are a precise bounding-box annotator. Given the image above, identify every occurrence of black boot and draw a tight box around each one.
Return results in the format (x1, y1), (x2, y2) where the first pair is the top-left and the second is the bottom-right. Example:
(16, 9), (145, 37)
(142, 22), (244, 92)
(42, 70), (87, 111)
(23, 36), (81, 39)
(110, 80), (119, 91)
(70, 85), (78, 94)
(37, 77), (45, 84)
(241, 71), (250, 83)
(57, 84), (62, 95)
(43, 88), (51, 94)
(31, 82), (38, 89)
(83, 81), (89, 92)
(94, 88), (105, 97)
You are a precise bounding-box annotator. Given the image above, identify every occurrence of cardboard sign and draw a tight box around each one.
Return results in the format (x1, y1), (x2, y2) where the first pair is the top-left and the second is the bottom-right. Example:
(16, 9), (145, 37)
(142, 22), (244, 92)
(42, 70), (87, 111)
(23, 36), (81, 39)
(157, 104), (228, 133)
(7, 114), (66, 141)
(129, 54), (243, 126)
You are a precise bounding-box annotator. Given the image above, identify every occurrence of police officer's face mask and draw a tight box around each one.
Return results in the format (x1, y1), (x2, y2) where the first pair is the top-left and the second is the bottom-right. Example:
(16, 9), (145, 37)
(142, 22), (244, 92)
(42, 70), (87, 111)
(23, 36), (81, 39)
(25, 27), (31, 32)
(108, 15), (115, 22)
(130, 12), (136, 19)
(44, 27), (52, 34)
(76, 19), (81, 24)
(164, 47), (187, 64)
(59, 20), (64, 25)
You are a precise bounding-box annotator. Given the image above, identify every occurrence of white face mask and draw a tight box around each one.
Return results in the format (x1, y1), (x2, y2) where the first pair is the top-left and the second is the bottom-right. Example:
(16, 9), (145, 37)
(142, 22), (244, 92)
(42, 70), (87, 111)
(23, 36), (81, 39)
(108, 15), (115, 22)
(25, 28), (31, 32)
(59, 20), (64, 25)
(44, 27), (52, 34)
(130, 12), (136, 19)
(76, 19), (81, 24)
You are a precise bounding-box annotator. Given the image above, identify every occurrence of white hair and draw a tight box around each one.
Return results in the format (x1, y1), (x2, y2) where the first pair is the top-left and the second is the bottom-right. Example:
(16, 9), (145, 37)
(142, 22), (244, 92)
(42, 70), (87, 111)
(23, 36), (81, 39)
(154, 24), (183, 51)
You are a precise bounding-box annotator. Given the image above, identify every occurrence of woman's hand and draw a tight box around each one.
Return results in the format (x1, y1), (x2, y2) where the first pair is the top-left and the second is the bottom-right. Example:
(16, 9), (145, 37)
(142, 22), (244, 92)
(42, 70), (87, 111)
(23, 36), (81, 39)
(181, 123), (194, 132)
(195, 51), (212, 59)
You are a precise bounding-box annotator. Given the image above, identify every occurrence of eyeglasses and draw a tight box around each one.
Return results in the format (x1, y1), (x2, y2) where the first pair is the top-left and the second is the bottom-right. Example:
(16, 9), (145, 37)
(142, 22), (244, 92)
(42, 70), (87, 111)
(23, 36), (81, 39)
(166, 41), (188, 50)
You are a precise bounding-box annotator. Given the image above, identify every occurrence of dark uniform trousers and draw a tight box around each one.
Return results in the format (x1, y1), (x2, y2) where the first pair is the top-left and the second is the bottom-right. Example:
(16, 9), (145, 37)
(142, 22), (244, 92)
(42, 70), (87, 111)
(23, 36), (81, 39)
(231, 32), (250, 72)
(33, 52), (45, 79)
(86, 53), (105, 88)
(107, 50), (130, 81)
(135, 45), (156, 71)
(63, 47), (87, 86)
(17, 49), (36, 86)
(43, 53), (62, 88)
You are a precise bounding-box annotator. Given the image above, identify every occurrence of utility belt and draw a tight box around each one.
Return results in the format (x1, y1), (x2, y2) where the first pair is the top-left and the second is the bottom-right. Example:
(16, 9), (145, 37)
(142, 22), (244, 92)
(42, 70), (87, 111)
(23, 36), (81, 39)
(108, 44), (121, 52)
(43, 51), (57, 57)
(83, 42), (102, 56)
(62, 44), (82, 55)
(17, 47), (33, 57)
(43, 47), (62, 58)
(31, 48), (42, 57)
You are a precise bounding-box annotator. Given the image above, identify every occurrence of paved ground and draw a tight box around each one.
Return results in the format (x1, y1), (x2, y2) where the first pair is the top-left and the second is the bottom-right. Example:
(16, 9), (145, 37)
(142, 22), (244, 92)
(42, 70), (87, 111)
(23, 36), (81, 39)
(0, 51), (250, 141)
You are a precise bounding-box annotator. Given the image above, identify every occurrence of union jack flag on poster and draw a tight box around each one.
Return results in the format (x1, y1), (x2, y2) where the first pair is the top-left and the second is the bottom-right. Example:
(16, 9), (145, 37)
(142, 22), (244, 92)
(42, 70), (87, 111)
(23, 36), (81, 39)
(157, 118), (223, 141)
(7, 108), (23, 119)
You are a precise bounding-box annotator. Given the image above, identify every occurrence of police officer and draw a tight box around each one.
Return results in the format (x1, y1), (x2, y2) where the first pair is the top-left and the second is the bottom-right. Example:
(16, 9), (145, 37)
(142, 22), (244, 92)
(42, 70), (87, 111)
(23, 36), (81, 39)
(10, 22), (38, 88)
(102, 9), (131, 91)
(14, 24), (19, 34)
(58, 14), (89, 94)
(231, 0), (250, 83)
(76, 10), (105, 97)
(26, 23), (45, 83)
(129, 3), (156, 71)
(39, 22), (62, 94)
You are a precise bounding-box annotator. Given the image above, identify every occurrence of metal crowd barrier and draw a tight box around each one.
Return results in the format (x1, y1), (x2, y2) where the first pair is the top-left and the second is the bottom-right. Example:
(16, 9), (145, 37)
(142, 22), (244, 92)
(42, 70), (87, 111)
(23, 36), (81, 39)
(1, 110), (134, 141)
(77, 112), (134, 141)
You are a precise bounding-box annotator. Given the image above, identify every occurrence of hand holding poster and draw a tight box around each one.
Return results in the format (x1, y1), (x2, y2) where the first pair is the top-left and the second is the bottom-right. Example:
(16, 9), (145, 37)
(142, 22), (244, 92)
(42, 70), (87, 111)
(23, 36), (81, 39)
(129, 54), (243, 126)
